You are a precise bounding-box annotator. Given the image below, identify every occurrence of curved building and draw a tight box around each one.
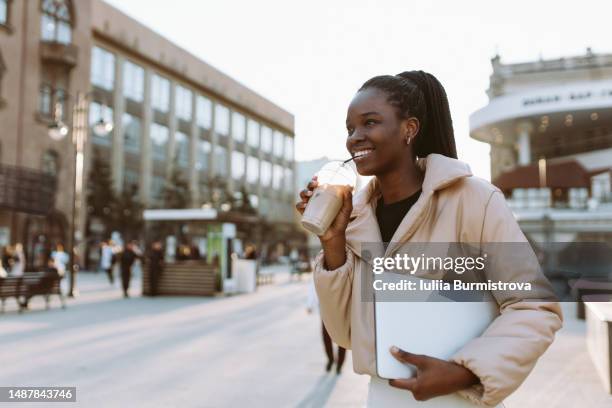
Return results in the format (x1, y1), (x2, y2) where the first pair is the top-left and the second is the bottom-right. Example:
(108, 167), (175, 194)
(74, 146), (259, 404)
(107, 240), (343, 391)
(470, 49), (612, 246)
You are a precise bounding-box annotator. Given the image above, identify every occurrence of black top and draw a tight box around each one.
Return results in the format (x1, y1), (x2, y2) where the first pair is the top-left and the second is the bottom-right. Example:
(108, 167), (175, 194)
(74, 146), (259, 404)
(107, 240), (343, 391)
(375, 189), (422, 243)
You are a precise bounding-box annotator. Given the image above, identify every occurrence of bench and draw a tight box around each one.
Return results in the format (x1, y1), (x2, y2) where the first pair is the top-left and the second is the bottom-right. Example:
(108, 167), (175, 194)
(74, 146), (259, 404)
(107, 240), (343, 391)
(0, 272), (66, 313)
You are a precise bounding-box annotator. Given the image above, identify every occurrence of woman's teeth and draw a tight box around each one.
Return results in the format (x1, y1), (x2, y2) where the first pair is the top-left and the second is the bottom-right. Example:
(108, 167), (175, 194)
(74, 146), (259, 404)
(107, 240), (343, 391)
(353, 150), (373, 160)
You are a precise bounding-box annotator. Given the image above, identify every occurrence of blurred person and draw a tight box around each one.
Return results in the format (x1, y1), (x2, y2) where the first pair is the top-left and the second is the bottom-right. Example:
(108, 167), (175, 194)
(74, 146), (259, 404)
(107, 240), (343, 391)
(2, 245), (15, 273)
(50, 244), (69, 278)
(148, 241), (164, 296)
(119, 241), (141, 298)
(244, 244), (258, 260)
(11, 243), (25, 276)
(100, 240), (114, 285)
(190, 243), (201, 260)
(296, 71), (562, 407)
(306, 278), (346, 374)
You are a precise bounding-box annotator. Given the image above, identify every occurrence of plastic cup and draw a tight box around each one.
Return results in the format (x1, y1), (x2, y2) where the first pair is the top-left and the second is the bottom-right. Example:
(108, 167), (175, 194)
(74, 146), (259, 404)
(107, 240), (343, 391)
(301, 161), (357, 236)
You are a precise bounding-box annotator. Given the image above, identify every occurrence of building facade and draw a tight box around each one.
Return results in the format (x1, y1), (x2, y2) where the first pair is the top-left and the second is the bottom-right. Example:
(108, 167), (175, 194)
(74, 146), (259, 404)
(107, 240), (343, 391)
(0, 0), (297, 269)
(470, 50), (612, 252)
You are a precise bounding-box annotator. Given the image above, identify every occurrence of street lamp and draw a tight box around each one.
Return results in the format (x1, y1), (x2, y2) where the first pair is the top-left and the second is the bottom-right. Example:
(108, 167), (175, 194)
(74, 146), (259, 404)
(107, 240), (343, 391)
(48, 91), (113, 297)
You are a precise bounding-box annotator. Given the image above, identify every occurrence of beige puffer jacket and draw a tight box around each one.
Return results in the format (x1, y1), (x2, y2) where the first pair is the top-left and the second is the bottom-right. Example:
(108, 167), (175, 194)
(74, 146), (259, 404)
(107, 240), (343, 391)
(313, 153), (563, 407)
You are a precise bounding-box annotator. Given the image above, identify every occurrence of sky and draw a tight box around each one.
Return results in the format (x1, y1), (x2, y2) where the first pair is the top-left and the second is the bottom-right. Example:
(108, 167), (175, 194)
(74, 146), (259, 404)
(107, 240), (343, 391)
(104, 0), (612, 180)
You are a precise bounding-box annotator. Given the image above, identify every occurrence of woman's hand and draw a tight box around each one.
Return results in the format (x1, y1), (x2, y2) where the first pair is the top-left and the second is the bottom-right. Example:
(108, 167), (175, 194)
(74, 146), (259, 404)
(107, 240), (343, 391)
(388, 346), (480, 401)
(295, 176), (353, 244)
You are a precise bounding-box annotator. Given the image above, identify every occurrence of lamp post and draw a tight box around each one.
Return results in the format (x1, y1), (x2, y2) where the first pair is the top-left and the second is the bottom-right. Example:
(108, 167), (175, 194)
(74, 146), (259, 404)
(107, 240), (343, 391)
(48, 91), (113, 297)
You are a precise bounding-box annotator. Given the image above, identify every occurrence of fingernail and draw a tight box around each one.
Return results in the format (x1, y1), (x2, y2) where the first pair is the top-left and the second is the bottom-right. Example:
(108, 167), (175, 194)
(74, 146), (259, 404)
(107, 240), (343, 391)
(390, 346), (399, 353)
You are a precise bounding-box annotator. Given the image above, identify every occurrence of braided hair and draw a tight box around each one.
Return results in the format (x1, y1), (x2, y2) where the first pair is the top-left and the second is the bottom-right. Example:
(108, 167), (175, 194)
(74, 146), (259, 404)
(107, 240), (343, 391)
(358, 70), (457, 159)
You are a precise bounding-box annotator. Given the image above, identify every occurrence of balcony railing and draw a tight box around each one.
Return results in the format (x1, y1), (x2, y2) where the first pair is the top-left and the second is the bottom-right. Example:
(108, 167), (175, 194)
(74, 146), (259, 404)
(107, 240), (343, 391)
(40, 41), (78, 68)
(0, 164), (57, 216)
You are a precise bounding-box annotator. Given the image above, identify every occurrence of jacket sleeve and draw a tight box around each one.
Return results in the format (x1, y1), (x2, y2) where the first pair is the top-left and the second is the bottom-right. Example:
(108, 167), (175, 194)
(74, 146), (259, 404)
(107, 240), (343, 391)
(450, 191), (563, 407)
(313, 247), (355, 349)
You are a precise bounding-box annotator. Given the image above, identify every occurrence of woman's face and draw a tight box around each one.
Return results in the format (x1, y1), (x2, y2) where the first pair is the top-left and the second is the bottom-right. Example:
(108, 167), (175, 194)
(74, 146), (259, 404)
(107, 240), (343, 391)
(345, 88), (414, 176)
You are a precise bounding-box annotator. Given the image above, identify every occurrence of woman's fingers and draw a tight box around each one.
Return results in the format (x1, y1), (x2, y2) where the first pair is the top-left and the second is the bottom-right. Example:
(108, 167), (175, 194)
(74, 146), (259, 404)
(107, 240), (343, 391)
(299, 188), (314, 201)
(295, 176), (319, 215)
(388, 378), (418, 391)
(390, 346), (428, 368)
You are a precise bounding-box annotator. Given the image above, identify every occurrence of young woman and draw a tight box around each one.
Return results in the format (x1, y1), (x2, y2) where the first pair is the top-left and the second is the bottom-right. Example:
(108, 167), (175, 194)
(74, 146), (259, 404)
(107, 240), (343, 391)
(296, 71), (563, 407)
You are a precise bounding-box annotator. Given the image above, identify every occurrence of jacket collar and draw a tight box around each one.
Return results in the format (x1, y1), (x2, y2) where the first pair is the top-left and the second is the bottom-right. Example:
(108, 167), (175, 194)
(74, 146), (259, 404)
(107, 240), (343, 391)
(346, 153), (473, 260)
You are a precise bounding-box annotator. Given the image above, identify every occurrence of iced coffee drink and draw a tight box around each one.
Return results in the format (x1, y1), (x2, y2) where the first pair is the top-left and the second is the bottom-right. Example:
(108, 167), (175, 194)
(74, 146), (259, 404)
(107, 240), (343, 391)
(301, 161), (356, 236)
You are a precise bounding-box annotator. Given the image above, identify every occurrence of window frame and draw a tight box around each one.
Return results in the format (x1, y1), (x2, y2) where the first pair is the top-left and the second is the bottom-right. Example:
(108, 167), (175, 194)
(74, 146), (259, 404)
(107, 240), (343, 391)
(40, 0), (73, 44)
(0, 0), (12, 30)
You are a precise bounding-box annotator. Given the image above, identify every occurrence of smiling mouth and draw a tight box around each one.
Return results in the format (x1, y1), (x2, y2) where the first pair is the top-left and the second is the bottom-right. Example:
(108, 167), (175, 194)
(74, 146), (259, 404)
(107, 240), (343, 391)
(352, 149), (374, 161)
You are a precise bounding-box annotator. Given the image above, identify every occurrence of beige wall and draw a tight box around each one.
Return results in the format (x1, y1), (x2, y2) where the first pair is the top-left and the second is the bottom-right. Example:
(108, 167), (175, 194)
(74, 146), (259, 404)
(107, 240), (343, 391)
(0, 0), (93, 245)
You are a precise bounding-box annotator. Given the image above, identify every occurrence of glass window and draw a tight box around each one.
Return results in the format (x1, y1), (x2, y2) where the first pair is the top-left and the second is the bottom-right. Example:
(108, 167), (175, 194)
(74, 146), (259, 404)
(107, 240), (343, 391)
(123, 113), (141, 154)
(174, 131), (190, 167)
(249, 194), (259, 209)
(284, 168), (293, 192)
(261, 126), (272, 153)
(273, 131), (284, 157)
(123, 61), (144, 102)
(39, 85), (66, 120)
(151, 74), (170, 112)
(175, 85), (192, 121)
(247, 156), (259, 184)
(260, 197), (269, 216)
(231, 112), (245, 143)
(39, 84), (52, 116)
(261, 161), (272, 187)
(197, 139), (211, 172)
(91, 46), (115, 90)
(273, 164), (283, 190)
(42, 150), (59, 176)
(214, 145), (227, 176)
(123, 169), (139, 192)
(231, 151), (245, 180)
(89, 102), (113, 146)
(151, 123), (169, 162)
(285, 135), (294, 161)
(196, 95), (212, 129)
(247, 119), (260, 148)
(214, 104), (230, 136)
(151, 175), (165, 201)
(41, 0), (72, 44)
(0, 0), (8, 25)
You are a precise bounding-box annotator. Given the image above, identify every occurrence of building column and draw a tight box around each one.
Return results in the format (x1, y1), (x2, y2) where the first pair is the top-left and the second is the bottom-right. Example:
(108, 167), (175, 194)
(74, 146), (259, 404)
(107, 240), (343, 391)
(209, 100), (217, 182)
(517, 122), (533, 166)
(256, 125), (264, 216)
(141, 68), (153, 204)
(112, 55), (125, 193)
(166, 80), (177, 178)
(227, 109), (235, 195)
(189, 93), (199, 207)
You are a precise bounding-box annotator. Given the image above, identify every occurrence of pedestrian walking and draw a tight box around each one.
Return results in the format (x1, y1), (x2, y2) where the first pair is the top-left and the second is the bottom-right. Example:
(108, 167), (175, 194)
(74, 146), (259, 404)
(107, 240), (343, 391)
(50, 244), (69, 278)
(306, 278), (346, 374)
(100, 240), (114, 285)
(119, 241), (141, 298)
(11, 243), (25, 276)
(148, 240), (164, 296)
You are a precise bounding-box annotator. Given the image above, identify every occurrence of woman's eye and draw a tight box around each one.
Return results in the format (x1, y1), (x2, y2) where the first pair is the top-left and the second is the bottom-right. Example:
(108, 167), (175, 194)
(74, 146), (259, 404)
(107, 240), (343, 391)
(346, 128), (354, 136)
(366, 119), (377, 126)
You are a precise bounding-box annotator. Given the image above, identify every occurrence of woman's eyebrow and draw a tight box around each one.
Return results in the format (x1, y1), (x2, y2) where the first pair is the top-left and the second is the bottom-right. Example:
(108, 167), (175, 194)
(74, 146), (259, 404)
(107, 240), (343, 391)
(346, 111), (381, 126)
(360, 111), (381, 117)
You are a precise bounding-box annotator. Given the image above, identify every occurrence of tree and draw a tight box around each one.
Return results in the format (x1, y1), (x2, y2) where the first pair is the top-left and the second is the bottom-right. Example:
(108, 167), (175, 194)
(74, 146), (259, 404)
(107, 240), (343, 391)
(162, 155), (191, 209)
(238, 185), (256, 214)
(111, 184), (144, 241)
(86, 149), (117, 236)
